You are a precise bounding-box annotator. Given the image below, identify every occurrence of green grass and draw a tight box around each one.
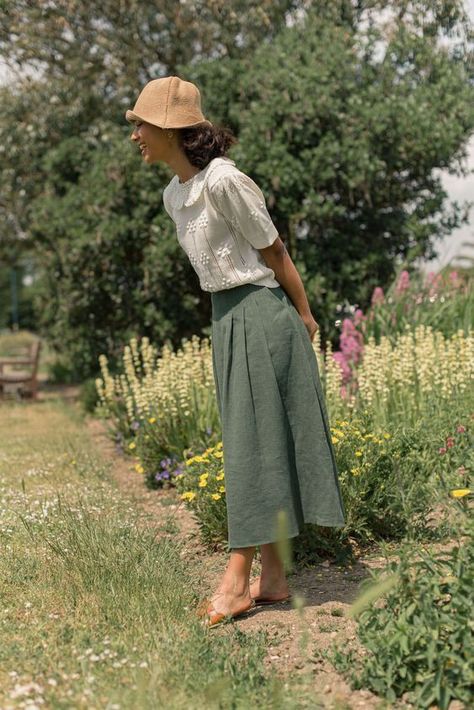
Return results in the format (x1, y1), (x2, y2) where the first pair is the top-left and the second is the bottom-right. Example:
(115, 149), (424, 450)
(0, 398), (313, 709)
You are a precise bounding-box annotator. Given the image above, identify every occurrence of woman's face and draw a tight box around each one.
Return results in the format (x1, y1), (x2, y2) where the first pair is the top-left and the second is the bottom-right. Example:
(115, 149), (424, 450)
(130, 120), (171, 163)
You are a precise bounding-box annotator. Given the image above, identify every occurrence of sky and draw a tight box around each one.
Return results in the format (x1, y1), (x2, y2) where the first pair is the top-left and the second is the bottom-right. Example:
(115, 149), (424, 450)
(1, 2), (473, 274)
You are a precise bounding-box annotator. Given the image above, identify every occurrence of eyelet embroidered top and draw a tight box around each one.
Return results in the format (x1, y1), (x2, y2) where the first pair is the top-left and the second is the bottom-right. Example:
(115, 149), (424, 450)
(162, 156), (280, 292)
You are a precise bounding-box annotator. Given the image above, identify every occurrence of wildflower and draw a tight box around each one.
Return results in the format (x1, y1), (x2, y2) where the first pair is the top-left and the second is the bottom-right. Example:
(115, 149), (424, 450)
(456, 425), (466, 434)
(450, 489), (471, 498)
(128, 442), (136, 450)
(216, 472), (225, 481)
(131, 421), (140, 431)
(148, 417), (156, 424)
(185, 458), (195, 466)
(198, 480), (208, 488)
(331, 437), (339, 444)
(181, 491), (196, 501)
(355, 450), (363, 457)
(134, 464), (144, 474)
(218, 486), (226, 493)
(211, 493), (221, 500)
(438, 447), (447, 455)
(383, 433), (391, 439)
(71, 459), (76, 465)
(395, 269), (410, 295)
(446, 437), (455, 449)
(457, 466), (467, 475)
(350, 467), (360, 475)
(214, 451), (224, 459)
(371, 286), (385, 306)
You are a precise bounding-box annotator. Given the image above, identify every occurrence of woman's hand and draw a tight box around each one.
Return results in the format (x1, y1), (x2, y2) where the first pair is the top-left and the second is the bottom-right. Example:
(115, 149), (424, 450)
(300, 314), (319, 342)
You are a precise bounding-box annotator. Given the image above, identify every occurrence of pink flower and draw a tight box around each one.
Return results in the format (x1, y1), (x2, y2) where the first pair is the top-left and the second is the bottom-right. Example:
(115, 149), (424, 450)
(353, 308), (366, 327)
(395, 270), (410, 295)
(446, 437), (455, 448)
(438, 447), (447, 455)
(333, 351), (352, 384)
(371, 286), (385, 306)
(456, 425), (466, 433)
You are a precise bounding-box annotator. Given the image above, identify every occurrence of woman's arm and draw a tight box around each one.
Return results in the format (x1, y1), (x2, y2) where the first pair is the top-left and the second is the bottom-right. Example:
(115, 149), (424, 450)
(259, 237), (319, 342)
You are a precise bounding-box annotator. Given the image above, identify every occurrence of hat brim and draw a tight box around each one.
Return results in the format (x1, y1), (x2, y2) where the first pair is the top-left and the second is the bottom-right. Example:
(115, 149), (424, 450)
(125, 109), (150, 124)
(125, 109), (212, 129)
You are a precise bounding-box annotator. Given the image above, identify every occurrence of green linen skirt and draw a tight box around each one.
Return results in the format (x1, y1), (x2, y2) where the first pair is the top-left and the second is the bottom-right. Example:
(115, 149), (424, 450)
(210, 282), (346, 550)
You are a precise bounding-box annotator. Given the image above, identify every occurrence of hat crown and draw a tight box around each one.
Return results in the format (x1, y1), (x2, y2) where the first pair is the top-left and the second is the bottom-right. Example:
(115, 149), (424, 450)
(125, 76), (211, 129)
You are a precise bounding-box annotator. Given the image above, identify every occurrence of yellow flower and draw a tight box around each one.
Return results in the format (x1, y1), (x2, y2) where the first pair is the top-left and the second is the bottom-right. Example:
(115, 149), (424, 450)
(128, 442), (136, 450)
(216, 442), (223, 449)
(214, 451), (224, 459)
(185, 457), (195, 466)
(216, 472), (225, 481)
(181, 491), (196, 501)
(450, 488), (471, 498)
(331, 437), (339, 444)
(148, 417), (156, 424)
(199, 472), (209, 481)
(383, 433), (391, 439)
(350, 467), (361, 475)
(134, 463), (144, 474)
(198, 480), (208, 488)
(355, 450), (363, 457)
(211, 493), (221, 500)
(71, 459), (76, 465)
(218, 485), (226, 493)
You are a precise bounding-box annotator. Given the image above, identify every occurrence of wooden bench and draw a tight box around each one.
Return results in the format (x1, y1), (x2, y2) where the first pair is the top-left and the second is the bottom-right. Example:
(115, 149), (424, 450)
(0, 339), (42, 400)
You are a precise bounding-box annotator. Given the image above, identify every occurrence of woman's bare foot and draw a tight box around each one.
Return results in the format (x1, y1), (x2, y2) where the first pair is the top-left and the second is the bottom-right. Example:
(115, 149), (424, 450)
(249, 575), (290, 601)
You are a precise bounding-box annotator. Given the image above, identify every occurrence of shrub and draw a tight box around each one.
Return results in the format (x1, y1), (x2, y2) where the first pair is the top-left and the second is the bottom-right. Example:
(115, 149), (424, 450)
(174, 442), (228, 550)
(329, 511), (474, 709)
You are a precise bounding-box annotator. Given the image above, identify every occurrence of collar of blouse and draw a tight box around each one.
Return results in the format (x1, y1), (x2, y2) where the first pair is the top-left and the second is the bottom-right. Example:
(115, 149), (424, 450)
(167, 156), (236, 211)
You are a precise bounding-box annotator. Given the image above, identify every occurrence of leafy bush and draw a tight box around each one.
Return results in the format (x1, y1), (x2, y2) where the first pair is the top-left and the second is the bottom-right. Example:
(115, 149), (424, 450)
(329, 511), (474, 709)
(174, 411), (471, 555)
(174, 442), (228, 550)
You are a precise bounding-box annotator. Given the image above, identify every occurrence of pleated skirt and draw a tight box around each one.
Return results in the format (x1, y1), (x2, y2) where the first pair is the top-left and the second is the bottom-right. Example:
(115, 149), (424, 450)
(210, 282), (346, 550)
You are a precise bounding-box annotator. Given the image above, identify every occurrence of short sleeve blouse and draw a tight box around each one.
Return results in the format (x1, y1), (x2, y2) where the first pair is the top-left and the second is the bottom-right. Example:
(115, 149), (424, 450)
(162, 156), (280, 293)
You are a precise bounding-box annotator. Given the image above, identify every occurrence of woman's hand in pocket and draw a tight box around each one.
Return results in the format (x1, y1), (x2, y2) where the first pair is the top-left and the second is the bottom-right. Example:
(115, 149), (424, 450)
(300, 314), (319, 342)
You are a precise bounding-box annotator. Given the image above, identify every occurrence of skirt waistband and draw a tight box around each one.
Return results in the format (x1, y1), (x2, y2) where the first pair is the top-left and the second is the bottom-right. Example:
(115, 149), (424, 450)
(211, 284), (282, 321)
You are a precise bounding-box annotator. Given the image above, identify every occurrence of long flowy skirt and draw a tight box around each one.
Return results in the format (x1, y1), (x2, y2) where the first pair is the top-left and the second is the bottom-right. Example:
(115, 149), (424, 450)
(210, 282), (346, 549)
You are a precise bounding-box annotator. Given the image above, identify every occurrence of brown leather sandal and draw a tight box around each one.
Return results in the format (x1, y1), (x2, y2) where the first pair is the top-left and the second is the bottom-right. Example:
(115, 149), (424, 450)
(252, 593), (293, 606)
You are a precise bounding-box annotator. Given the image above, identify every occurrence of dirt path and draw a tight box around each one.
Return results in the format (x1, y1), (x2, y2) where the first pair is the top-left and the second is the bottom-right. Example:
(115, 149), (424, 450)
(82, 406), (414, 710)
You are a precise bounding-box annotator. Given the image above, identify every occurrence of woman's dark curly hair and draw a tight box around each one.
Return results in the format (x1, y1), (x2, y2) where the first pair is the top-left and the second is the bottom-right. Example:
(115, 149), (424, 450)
(178, 123), (238, 170)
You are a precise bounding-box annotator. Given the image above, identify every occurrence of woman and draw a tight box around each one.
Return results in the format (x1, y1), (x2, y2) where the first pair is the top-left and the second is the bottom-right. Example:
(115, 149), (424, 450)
(126, 75), (346, 628)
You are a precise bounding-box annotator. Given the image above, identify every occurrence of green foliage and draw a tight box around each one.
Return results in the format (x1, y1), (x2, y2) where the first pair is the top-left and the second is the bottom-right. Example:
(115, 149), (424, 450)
(1, 3), (473, 377)
(329, 513), (474, 709)
(173, 401), (472, 558)
(174, 442), (228, 550)
(78, 377), (101, 413)
(29, 123), (210, 379)
(362, 265), (473, 345)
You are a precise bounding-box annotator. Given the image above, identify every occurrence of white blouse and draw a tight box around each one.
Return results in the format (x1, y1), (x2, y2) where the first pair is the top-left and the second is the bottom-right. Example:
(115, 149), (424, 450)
(162, 156), (281, 292)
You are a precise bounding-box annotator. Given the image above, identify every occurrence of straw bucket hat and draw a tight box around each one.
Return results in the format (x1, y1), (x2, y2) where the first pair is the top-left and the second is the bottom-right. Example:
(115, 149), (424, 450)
(125, 76), (213, 129)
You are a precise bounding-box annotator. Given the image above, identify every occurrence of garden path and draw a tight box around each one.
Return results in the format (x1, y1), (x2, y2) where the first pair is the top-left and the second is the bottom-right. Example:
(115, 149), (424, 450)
(85, 410), (404, 710)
